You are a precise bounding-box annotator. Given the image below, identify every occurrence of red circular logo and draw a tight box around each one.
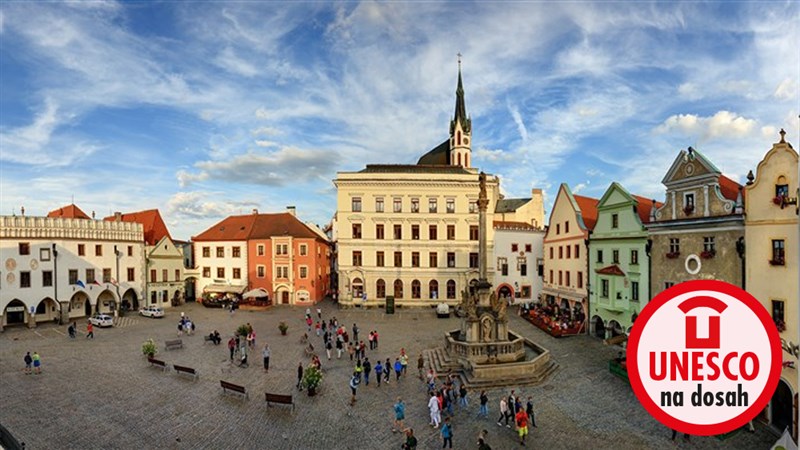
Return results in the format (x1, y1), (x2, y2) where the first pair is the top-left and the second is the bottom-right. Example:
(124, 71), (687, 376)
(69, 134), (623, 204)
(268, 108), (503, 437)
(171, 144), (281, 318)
(627, 280), (782, 436)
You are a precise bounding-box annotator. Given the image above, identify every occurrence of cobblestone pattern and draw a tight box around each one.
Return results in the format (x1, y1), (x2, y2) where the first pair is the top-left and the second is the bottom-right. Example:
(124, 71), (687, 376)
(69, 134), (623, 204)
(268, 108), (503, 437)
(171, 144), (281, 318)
(0, 304), (777, 449)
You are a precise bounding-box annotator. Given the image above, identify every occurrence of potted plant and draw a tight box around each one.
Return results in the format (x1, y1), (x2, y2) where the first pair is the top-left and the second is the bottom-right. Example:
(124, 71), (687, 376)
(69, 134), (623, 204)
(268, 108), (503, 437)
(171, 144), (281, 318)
(769, 257), (786, 266)
(278, 321), (288, 335)
(142, 338), (157, 359)
(301, 365), (322, 396)
(666, 251), (680, 259)
(775, 319), (786, 333)
(236, 324), (250, 337)
(683, 204), (694, 215)
(773, 195), (785, 206)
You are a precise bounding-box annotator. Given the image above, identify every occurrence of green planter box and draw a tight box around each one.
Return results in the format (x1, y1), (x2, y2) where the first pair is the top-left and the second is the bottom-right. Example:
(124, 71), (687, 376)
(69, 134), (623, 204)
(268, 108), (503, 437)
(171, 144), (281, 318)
(608, 359), (629, 383)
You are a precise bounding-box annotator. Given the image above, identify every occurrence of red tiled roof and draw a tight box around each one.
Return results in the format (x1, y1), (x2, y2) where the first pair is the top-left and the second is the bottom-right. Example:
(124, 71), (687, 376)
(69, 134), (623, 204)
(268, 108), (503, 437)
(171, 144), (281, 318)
(103, 209), (171, 246)
(193, 212), (320, 242)
(719, 175), (743, 202)
(574, 195), (599, 231)
(632, 196), (664, 224)
(595, 265), (626, 276)
(249, 213), (320, 240)
(47, 204), (90, 219)
(493, 221), (539, 230)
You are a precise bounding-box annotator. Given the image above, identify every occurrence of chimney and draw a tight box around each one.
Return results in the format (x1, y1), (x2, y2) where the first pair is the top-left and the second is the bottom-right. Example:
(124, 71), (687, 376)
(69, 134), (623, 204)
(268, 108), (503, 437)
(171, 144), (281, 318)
(252, 208), (258, 215)
(92, 211), (96, 219)
(114, 211), (122, 221)
(530, 188), (544, 230)
(287, 206), (296, 216)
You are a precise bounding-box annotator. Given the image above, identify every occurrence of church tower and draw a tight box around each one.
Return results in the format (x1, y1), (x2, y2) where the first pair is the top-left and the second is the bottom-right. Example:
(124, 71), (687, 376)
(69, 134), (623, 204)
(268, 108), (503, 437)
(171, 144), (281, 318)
(449, 56), (472, 167)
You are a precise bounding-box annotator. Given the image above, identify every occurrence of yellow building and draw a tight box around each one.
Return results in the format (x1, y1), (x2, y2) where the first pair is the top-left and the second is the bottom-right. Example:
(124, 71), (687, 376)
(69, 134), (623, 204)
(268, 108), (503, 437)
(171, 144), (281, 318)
(334, 64), (505, 307)
(744, 130), (798, 436)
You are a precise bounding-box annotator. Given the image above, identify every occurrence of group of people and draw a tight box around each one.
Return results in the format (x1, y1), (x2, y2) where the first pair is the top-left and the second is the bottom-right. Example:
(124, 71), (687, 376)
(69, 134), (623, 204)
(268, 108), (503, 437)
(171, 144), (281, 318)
(527, 302), (585, 332)
(23, 351), (42, 375)
(177, 314), (195, 336)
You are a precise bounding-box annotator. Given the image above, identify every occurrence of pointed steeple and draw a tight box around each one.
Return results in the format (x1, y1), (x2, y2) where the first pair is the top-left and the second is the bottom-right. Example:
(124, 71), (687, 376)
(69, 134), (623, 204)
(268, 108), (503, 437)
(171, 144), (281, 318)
(451, 54), (471, 134)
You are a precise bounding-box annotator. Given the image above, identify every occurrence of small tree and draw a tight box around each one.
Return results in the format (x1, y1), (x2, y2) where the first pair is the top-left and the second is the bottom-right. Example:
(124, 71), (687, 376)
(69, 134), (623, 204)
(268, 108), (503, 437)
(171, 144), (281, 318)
(236, 324), (250, 337)
(278, 321), (288, 335)
(302, 365), (323, 394)
(142, 339), (157, 358)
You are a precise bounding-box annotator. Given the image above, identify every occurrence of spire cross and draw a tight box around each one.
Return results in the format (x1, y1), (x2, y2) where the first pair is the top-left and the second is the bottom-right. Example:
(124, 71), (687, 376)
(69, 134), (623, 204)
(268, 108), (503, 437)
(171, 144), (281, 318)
(457, 52), (462, 69)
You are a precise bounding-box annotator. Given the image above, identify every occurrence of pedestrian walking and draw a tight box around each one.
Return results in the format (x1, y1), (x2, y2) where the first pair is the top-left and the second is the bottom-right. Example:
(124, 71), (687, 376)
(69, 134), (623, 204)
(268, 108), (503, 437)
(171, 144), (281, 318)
(459, 385), (469, 408)
(337, 337), (344, 359)
(349, 371), (360, 405)
(428, 391), (441, 428)
(400, 351), (408, 376)
(374, 360), (383, 387)
(297, 362), (304, 390)
(228, 337), (236, 360)
(418, 353), (425, 379)
(373, 330), (379, 349)
(32, 351), (41, 374)
(86, 322), (94, 339)
(368, 331), (375, 350)
(427, 369), (436, 392)
(441, 417), (453, 448)
(508, 390), (518, 415)
(352, 323), (359, 342)
(402, 428), (418, 450)
(67, 323), (76, 339)
(23, 352), (32, 374)
(526, 396), (536, 427)
(325, 340), (332, 360)
(305, 307), (311, 318)
(497, 397), (510, 427)
(515, 407), (529, 446)
(393, 397), (405, 432)
(384, 358), (392, 383)
(363, 358), (371, 386)
(394, 358), (403, 381)
(316, 307), (322, 320)
(479, 390), (489, 418)
(306, 316), (313, 333)
(262, 343), (271, 372)
(355, 359), (364, 383)
(359, 341), (366, 360)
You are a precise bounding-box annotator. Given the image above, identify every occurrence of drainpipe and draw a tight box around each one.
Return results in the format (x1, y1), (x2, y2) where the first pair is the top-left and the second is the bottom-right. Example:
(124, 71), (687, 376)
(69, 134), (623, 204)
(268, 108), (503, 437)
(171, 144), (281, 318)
(584, 236), (591, 336)
(735, 237), (745, 290)
(645, 239), (653, 304)
(53, 243), (62, 324)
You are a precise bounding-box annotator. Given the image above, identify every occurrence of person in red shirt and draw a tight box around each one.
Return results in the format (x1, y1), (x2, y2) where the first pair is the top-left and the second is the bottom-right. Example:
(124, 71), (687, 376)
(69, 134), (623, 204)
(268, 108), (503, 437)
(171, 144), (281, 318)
(515, 408), (529, 446)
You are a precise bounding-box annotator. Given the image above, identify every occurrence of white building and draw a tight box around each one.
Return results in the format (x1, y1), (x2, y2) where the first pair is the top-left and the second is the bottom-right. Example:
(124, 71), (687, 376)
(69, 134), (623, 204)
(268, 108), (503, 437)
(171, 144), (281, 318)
(492, 192), (546, 304)
(0, 204), (145, 330)
(104, 210), (185, 309)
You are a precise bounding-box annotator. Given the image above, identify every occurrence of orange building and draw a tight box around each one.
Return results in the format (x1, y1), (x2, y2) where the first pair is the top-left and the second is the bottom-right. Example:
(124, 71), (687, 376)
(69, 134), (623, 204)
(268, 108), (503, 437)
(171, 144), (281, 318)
(193, 209), (331, 305)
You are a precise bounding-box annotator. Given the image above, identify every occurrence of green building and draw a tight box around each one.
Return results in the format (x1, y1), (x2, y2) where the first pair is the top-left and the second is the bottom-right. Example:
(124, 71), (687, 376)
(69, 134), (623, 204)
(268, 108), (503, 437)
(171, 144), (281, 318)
(588, 183), (660, 339)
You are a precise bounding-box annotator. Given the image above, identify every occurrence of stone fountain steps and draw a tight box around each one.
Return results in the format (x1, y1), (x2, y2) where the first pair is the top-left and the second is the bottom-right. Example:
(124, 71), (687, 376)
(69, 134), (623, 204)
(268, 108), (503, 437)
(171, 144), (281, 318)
(460, 360), (560, 390)
(423, 347), (560, 389)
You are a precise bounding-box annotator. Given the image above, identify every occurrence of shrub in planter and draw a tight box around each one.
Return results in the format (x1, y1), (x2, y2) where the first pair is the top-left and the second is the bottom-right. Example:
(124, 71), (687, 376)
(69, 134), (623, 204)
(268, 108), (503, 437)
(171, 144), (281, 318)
(278, 321), (288, 335)
(700, 250), (716, 259)
(236, 324), (250, 337)
(666, 252), (680, 259)
(302, 365), (323, 395)
(142, 338), (157, 358)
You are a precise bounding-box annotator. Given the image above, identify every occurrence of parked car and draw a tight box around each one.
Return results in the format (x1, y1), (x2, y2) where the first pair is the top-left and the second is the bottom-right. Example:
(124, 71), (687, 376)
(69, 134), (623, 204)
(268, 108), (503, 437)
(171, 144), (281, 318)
(139, 306), (165, 318)
(436, 303), (451, 319)
(89, 314), (114, 328)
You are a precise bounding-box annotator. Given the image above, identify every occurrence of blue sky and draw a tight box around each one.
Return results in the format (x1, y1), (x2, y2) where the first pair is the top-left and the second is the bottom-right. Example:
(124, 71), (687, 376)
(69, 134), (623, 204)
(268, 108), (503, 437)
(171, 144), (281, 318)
(1, 1), (798, 239)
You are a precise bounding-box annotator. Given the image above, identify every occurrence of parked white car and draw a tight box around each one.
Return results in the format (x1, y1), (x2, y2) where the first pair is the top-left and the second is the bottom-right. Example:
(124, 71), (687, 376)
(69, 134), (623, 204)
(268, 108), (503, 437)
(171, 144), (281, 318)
(89, 314), (114, 328)
(139, 307), (165, 318)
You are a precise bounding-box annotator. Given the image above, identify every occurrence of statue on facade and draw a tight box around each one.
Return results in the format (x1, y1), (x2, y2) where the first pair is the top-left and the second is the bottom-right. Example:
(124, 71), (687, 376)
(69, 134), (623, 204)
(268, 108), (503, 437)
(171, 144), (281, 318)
(481, 315), (494, 342)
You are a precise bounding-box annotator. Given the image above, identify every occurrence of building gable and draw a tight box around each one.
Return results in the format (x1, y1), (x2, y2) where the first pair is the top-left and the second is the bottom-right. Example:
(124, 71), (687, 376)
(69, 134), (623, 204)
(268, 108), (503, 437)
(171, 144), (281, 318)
(148, 236), (183, 258)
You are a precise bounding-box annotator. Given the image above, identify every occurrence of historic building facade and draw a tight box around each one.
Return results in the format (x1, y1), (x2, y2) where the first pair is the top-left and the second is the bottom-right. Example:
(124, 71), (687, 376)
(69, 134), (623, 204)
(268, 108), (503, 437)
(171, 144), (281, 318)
(0, 204), (145, 330)
(744, 130), (799, 437)
(588, 183), (660, 338)
(192, 209), (331, 305)
(647, 148), (745, 298)
(105, 209), (184, 309)
(334, 64), (504, 307)
(540, 183), (598, 332)
(493, 220), (545, 305)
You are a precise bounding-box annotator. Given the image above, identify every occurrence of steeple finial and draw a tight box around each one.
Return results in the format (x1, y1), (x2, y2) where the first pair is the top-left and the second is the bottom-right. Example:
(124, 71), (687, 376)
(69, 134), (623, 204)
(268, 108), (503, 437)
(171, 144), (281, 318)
(780, 128), (786, 143)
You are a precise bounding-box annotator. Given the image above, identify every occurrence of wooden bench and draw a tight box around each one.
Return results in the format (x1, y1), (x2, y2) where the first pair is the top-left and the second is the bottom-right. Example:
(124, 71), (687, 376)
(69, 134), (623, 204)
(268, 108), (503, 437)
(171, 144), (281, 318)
(264, 392), (294, 411)
(173, 364), (198, 380)
(165, 339), (183, 350)
(148, 357), (168, 371)
(220, 380), (248, 399)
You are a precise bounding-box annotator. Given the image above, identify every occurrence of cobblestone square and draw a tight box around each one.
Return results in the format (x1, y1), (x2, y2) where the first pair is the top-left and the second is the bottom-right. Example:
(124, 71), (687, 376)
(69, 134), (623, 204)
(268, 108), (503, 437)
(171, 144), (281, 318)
(0, 303), (777, 449)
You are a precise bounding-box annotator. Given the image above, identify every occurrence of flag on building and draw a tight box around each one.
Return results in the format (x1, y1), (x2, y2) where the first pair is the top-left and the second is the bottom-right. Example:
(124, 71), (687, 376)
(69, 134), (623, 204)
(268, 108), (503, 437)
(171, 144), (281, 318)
(771, 428), (798, 450)
(76, 280), (86, 289)
(92, 280), (103, 287)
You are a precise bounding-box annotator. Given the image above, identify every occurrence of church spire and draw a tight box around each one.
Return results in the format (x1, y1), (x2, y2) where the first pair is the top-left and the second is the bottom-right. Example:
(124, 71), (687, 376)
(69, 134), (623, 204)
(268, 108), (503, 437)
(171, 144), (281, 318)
(453, 53), (468, 128)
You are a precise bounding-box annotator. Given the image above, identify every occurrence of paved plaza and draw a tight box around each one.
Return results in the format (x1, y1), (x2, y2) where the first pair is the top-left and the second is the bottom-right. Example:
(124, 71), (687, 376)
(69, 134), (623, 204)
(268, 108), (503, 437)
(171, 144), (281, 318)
(0, 302), (777, 449)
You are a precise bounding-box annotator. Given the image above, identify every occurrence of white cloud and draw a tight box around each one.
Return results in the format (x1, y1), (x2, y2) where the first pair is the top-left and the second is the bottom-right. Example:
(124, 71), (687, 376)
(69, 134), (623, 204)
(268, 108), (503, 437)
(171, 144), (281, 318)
(655, 111), (757, 140)
(774, 78), (798, 100)
(255, 140), (278, 148)
(473, 147), (513, 162)
(165, 191), (259, 220)
(214, 46), (259, 78)
(572, 182), (589, 194)
(251, 126), (282, 136)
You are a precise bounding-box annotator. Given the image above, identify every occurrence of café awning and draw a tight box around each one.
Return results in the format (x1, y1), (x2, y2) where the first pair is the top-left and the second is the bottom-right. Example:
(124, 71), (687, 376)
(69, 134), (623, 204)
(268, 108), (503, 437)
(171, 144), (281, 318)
(203, 284), (246, 294)
(243, 288), (269, 299)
